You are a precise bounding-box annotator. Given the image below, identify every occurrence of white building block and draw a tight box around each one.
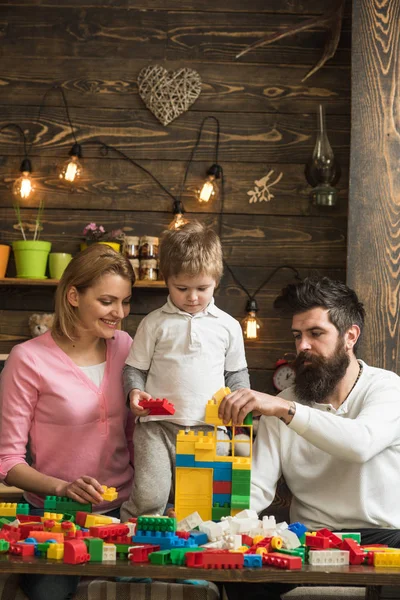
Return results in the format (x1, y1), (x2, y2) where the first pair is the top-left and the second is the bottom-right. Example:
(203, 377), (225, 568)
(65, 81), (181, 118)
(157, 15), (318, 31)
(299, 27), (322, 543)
(177, 511), (203, 532)
(280, 529), (301, 550)
(309, 550), (349, 566)
(102, 543), (117, 561)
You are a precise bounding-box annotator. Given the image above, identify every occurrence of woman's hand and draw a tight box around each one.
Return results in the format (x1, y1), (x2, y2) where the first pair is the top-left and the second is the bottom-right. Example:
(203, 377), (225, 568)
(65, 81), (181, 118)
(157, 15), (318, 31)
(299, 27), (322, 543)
(56, 476), (105, 505)
(166, 507), (176, 519)
(129, 389), (151, 417)
(218, 388), (293, 426)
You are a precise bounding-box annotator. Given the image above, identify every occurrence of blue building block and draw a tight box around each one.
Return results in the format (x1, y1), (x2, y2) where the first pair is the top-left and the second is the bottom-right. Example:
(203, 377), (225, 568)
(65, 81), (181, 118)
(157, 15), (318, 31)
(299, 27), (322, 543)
(213, 493), (231, 505)
(288, 522), (308, 538)
(176, 454), (195, 467)
(133, 530), (198, 551)
(244, 554), (262, 568)
(188, 531), (208, 546)
(213, 464), (232, 481)
(194, 461), (215, 468)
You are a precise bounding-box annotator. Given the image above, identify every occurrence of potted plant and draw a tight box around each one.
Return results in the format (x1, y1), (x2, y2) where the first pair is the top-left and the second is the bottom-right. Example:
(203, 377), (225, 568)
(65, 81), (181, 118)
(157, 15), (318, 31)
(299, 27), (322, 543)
(81, 222), (124, 252)
(12, 198), (51, 279)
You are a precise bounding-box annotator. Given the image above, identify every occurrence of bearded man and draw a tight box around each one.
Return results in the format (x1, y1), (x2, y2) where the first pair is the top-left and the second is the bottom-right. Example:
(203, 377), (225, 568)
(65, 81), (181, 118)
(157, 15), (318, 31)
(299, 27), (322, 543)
(220, 277), (400, 600)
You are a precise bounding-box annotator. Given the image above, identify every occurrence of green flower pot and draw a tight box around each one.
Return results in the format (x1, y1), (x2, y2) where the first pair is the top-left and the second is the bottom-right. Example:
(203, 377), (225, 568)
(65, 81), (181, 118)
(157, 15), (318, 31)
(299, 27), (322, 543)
(12, 240), (52, 279)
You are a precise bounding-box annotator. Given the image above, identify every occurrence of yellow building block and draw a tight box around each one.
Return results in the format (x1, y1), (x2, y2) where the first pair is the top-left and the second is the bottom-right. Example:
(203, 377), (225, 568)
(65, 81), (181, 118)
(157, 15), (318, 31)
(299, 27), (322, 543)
(205, 400), (225, 426)
(175, 467), (213, 522)
(232, 457), (251, 470)
(0, 503), (17, 517)
(194, 432), (215, 450)
(85, 514), (114, 528)
(47, 543), (64, 560)
(374, 552), (400, 567)
(212, 387), (231, 403)
(176, 430), (198, 455)
(101, 486), (118, 502)
(48, 522), (76, 535)
(230, 508), (243, 517)
(235, 546), (249, 553)
(42, 513), (64, 522)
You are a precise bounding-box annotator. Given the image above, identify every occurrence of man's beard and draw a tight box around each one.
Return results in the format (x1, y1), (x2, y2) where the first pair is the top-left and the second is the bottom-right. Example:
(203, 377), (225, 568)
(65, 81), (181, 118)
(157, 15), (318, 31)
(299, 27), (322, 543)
(293, 339), (350, 405)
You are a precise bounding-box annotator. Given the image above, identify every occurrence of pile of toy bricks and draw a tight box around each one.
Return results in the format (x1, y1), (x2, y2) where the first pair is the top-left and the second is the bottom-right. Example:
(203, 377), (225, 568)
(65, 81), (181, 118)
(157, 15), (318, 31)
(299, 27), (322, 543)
(0, 499), (399, 569)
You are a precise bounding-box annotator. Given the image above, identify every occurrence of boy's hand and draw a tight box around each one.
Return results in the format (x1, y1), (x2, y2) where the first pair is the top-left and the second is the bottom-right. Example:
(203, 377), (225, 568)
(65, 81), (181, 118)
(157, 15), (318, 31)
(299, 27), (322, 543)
(129, 389), (151, 417)
(166, 507), (176, 519)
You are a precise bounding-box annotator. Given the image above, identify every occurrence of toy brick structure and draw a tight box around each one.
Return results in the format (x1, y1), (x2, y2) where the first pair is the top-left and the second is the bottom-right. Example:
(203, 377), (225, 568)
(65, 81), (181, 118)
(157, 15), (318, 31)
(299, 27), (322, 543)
(174, 387), (253, 522)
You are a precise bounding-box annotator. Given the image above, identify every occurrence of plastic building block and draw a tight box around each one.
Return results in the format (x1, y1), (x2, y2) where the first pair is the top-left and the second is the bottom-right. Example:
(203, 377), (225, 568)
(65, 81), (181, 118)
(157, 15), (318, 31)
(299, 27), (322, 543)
(175, 467), (213, 522)
(170, 547), (204, 565)
(263, 552), (302, 570)
(374, 552), (400, 567)
(63, 539), (90, 564)
(213, 465), (232, 482)
(232, 458), (251, 471)
(0, 503), (17, 517)
(244, 554), (262, 568)
(139, 398), (175, 415)
(188, 531), (208, 546)
(16, 504), (29, 515)
(44, 496), (92, 514)
(316, 528), (342, 548)
(84, 514), (114, 528)
(0, 540), (9, 553)
(128, 544), (160, 563)
(83, 538), (104, 562)
(176, 431), (198, 455)
(202, 550), (244, 569)
(42, 512), (64, 522)
(9, 542), (35, 557)
(305, 533), (330, 549)
(149, 549), (172, 565)
(47, 542), (64, 560)
(102, 543), (117, 561)
(309, 550), (349, 566)
(341, 538), (365, 565)
(176, 454), (195, 467)
(89, 524), (129, 540)
(213, 481), (232, 494)
(101, 486), (118, 502)
(15, 515), (42, 523)
(288, 522), (308, 539)
(212, 388), (231, 403)
(230, 494), (250, 510)
(27, 531), (64, 543)
(137, 516), (177, 532)
(334, 532), (361, 543)
(213, 494), (231, 505)
(177, 512), (203, 532)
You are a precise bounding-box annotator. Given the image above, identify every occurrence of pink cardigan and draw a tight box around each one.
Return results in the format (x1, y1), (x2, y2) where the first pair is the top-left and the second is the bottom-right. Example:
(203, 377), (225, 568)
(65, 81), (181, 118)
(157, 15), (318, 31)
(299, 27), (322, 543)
(0, 330), (134, 511)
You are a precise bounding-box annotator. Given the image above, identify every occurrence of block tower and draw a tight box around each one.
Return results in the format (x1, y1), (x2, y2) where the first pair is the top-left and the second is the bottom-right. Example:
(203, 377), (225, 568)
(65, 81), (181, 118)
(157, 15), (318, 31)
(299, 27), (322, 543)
(174, 387), (252, 522)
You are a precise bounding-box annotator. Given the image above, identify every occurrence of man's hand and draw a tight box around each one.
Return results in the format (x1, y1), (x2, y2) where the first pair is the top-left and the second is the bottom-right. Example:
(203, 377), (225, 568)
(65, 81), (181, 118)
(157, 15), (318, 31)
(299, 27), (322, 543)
(218, 388), (295, 426)
(129, 389), (151, 417)
(56, 476), (104, 505)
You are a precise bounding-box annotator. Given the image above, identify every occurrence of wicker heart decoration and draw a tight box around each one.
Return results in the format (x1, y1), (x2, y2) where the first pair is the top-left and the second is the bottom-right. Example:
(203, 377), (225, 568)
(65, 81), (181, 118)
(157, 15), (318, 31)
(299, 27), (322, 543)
(137, 65), (202, 126)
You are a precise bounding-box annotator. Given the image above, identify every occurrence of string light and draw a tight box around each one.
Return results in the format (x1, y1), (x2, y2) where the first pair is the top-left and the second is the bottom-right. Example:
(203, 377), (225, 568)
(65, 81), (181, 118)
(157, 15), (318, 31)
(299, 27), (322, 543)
(168, 200), (189, 230)
(0, 124), (35, 201)
(59, 142), (83, 184)
(196, 164), (222, 203)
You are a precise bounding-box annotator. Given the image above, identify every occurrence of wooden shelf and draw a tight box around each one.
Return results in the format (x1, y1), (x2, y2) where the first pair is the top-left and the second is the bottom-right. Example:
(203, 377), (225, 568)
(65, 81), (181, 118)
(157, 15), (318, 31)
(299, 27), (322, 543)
(0, 278), (166, 288)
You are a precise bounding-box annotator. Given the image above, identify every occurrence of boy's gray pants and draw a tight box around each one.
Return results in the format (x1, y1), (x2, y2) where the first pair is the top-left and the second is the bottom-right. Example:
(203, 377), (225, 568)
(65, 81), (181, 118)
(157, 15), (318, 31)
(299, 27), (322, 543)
(120, 420), (213, 522)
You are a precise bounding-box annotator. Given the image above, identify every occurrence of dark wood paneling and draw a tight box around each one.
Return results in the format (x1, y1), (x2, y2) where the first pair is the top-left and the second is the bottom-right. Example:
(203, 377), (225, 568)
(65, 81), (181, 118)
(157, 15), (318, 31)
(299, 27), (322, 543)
(0, 59), (351, 114)
(0, 159), (349, 216)
(347, 0), (400, 371)
(0, 108), (350, 163)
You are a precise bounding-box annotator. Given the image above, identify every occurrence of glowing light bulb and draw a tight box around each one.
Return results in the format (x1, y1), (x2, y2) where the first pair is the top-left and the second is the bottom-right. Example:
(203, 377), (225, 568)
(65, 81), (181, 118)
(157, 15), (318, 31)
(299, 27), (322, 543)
(241, 299), (261, 340)
(59, 143), (83, 184)
(196, 164), (222, 203)
(12, 159), (34, 200)
(168, 200), (189, 230)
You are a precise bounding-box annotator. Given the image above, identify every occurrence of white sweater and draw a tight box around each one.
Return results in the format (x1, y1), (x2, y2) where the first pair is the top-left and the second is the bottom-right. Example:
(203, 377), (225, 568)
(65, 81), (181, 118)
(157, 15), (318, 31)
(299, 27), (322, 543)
(251, 360), (400, 530)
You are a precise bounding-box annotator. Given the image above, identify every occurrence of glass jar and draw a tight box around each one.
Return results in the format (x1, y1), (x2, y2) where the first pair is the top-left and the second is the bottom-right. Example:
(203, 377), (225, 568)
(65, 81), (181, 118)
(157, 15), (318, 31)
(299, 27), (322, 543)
(139, 236), (159, 259)
(125, 236), (140, 259)
(139, 258), (158, 281)
(129, 258), (140, 281)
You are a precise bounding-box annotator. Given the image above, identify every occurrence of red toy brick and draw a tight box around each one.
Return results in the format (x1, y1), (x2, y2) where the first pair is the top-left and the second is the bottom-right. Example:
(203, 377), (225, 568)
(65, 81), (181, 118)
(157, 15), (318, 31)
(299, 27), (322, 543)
(305, 534), (330, 549)
(202, 551), (244, 570)
(10, 542), (35, 557)
(176, 531), (190, 540)
(20, 523), (44, 539)
(64, 539), (90, 565)
(16, 515), (42, 523)
(263, 553), (302, 570)
(138, 398), (175, 415)
(75, 512), (90, 528)
(128, 544), (160, 563)
(242, 535), (253, 547)
(316, 528), (342, 548)
(341, 538), (365, 565)
(213, 481), (232, 494)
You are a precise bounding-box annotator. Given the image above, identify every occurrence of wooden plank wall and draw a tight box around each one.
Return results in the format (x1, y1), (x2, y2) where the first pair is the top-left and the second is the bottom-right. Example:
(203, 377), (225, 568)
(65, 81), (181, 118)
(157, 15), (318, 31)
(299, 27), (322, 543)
(347, 0), (400, 372)
(0, 0), (350, 392)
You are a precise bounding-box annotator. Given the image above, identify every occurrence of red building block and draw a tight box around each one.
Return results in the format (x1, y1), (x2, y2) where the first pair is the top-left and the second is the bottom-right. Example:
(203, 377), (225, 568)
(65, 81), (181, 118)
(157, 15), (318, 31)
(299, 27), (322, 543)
(75, 512), (90, 528)
(316, 528), (342, 548)
(213, 481), (232, 494)
(341, 538), (365, 565)
(16, 515), (42, 523)
(202, 551), (244, 570)
(10, 542), (35, 557)
(89, 524), (129, 540)
(305, 534), (330, 549)
(242, 535), (253, 547)
(0, 525), (21, 543)
(128, 544), (160, 563)
(176, 531), (190, 540)
(64, 539), (90, 565)
(263, 553), (302, 570)
(138, 398), (175, 415)
(20, 523), (43, 539)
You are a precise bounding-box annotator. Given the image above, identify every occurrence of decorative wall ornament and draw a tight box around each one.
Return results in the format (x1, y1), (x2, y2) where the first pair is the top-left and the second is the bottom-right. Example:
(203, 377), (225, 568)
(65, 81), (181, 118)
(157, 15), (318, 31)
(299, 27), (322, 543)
(247, 170), (283, 203)
(137, 65), (202, 126)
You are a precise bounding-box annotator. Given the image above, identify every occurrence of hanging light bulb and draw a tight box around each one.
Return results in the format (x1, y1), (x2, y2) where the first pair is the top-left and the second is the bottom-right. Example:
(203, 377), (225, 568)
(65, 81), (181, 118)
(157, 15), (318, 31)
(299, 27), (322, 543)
(168, 200), (189, 230)
(196, 164), (222, 203)
(12, 158), (34, 200)
(59, 143), (83, 184)
(241, 299), (262, 340)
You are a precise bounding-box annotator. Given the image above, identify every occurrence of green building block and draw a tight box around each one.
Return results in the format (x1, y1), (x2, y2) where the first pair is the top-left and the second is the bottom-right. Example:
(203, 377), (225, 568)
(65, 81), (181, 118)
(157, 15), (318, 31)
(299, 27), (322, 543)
(278, 547), (306, 562)
(212, 502), (231, 521)
(0, 517), (14, 525)
(84, 538), (104, 562)
(170, 547), (205, 565)
(243, 414), (253, 426)
(137, 516), (177, 532)
(37, 542), (50, 557)
(232, 470), (251, 483)
(149, 550), (172, 565)
(44, 496), (92, 514)
(231, 480), (251, 496)
(0, 540), (10, 553)
(62, 513), (75, 523)
(44, 496), (57, 511)
(115, 543), (131, 559)
(16, 503), (30, 515)
(231, 494), (250, 509)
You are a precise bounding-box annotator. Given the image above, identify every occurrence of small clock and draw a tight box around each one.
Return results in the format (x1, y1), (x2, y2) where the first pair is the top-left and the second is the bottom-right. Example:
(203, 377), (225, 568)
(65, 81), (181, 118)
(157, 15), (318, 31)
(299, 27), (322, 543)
(273, 357), (296, 392)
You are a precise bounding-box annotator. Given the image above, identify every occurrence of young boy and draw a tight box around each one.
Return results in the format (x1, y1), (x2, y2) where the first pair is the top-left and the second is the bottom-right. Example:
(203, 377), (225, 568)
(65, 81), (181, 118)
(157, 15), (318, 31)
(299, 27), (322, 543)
(120, 221), (249, 520)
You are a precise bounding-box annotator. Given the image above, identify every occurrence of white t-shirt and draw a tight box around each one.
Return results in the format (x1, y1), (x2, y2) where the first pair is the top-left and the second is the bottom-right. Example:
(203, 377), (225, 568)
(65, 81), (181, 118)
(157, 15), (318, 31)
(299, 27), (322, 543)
(78, 362), (106, 388)
(251, 360), (400, 530)
(125, 296), (247, 425)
